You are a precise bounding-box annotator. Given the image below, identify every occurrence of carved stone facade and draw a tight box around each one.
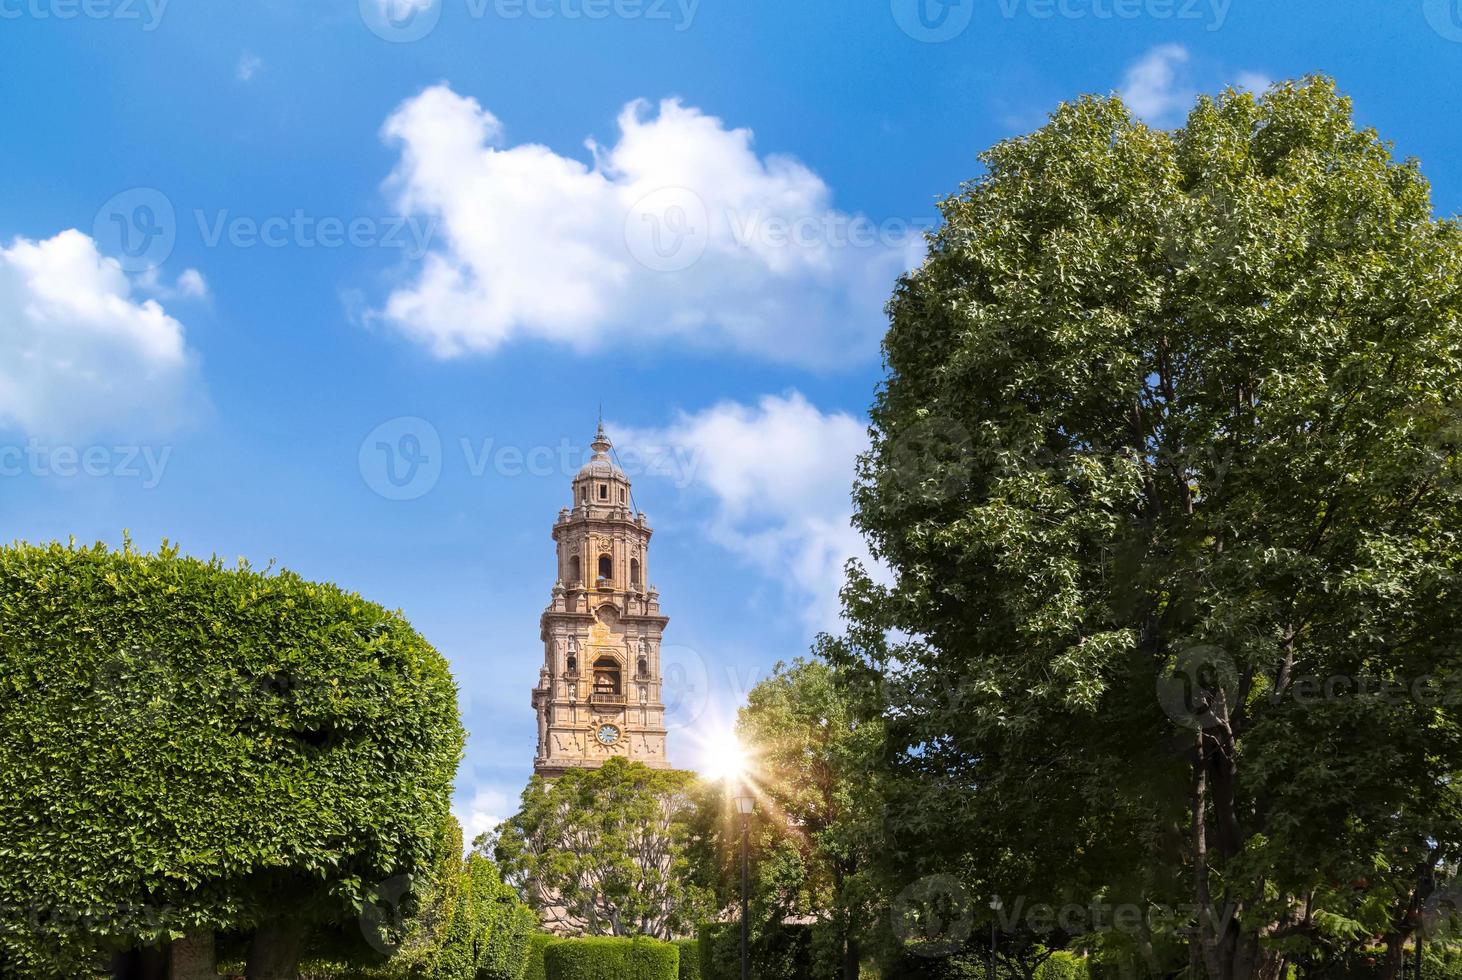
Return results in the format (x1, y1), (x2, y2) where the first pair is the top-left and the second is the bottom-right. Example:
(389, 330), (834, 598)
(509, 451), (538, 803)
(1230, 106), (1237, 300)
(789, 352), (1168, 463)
(531, 423), (670, 777)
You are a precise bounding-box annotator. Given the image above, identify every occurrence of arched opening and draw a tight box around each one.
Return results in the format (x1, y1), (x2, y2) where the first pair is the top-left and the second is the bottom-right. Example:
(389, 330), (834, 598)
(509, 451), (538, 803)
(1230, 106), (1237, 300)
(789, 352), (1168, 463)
(597, 553), (613, 588)
(637, 655), (648, 678)
(593, 656), (622, 696)
(629, 558), (641, 589)
(568, 555), (580, 587)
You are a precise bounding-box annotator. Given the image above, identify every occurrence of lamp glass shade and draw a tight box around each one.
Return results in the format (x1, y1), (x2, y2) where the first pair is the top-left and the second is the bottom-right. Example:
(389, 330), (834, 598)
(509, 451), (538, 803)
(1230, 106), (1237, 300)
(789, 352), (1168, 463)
(734, 794), (756, 815)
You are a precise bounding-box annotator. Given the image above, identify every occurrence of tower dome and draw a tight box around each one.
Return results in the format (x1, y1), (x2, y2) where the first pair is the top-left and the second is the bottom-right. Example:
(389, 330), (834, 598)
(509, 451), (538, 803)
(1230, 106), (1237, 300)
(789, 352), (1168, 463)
(571, 421), (630, 508)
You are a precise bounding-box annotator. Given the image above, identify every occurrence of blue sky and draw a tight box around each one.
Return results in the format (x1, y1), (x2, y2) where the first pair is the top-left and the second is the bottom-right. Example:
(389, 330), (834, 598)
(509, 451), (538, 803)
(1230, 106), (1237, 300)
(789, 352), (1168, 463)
(2, 0), (1460, 837)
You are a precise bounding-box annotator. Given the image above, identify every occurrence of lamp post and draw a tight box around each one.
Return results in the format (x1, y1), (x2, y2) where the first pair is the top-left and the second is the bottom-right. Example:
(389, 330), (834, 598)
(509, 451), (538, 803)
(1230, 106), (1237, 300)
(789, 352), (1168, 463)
(989, 895), (1002, 980)
(733, 788), (756, 980)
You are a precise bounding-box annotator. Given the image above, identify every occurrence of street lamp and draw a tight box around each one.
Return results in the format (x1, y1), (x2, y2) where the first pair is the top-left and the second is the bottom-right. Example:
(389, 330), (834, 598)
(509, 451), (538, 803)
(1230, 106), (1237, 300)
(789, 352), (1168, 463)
(989, 895), (1002, 980)
(733, 788), (756, 980)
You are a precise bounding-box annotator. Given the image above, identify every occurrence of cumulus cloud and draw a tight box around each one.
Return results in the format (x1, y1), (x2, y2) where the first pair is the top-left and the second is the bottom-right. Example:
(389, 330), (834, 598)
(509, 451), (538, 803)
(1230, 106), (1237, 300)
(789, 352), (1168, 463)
(455, 785), (512, 849)
(1120, 44), (1195, 125)
(1118, 45), (1271, 127)
(0, 229), (201, 439)
(372, 85), (921, 368)
(621, 393), (879, 633)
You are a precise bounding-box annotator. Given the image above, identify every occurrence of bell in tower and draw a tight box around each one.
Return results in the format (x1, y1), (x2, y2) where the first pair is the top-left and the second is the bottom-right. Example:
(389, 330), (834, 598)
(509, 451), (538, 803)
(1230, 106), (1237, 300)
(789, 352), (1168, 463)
(530, 422), (671, 776)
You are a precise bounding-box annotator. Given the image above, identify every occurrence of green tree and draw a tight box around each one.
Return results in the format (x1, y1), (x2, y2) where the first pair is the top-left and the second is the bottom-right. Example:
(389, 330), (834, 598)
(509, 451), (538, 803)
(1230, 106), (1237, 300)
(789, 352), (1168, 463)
(729, 658), (882, 980)
(491, 758), (713, 940)
(833, 78), (1462, 980)
(0, 540), (465, 979)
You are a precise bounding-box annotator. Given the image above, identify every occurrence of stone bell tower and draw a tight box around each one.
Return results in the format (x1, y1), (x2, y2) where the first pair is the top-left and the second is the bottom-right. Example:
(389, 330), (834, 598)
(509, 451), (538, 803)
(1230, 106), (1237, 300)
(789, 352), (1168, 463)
(531, 422), (670, 777)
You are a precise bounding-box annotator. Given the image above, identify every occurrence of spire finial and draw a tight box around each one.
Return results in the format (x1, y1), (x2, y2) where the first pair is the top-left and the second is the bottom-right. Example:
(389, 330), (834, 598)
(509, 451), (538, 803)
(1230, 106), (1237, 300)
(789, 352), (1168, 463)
(591, 413), (611, 456)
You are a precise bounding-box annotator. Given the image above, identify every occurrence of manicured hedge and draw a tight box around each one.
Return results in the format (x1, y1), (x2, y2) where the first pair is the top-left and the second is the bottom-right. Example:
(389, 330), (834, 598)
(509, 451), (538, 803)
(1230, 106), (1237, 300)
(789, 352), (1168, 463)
(520, 933), (557, 980)
(674, 938), (700, 980)
(697, 922), (821, 980)
(0, 540), (464, 976)
(543, 936), (679, 980)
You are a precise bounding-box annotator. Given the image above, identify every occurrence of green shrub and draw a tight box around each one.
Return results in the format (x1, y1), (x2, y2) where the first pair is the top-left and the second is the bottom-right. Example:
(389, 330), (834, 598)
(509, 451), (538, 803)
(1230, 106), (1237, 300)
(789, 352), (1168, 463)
(519, 933), (557, 980)
(0, 540), (465, 976)
(543, 936), (678, 980)
(697, 925), (729, 980)
(674, 938), (700, 980)
(1035, 951), (1090, 980)
(696, 921), (824, 980)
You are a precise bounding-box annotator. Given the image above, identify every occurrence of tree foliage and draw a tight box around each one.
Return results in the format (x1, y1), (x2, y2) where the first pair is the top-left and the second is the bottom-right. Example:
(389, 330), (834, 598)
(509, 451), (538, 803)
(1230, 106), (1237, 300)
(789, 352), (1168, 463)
(720, 658), (882, 979)
(491, 758), (712, 940)
(832, 78), (1462, 980)
(0, 540), (465, 977)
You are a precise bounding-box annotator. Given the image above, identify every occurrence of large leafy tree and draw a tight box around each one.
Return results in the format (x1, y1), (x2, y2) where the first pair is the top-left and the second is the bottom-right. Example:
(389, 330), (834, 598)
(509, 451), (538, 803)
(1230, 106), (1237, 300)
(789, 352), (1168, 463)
(0, 540), (465, 979)
(490, 758), (712, 940)
(833, 78), (1462, 980)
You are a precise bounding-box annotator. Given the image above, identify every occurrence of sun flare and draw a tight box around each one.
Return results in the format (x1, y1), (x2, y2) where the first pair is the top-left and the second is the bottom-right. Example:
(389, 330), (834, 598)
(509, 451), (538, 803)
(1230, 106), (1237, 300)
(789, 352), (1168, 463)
(698, 727), (749, 783)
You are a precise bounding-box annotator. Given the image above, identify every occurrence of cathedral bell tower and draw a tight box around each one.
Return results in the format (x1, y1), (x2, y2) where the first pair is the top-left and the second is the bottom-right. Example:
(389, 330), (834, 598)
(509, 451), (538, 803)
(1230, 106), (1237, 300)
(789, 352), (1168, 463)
(531, 422), (670, 777)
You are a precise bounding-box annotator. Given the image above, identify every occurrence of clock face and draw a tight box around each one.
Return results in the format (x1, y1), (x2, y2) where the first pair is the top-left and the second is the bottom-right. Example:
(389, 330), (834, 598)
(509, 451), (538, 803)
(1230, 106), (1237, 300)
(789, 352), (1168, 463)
(596, 724), (622, 746)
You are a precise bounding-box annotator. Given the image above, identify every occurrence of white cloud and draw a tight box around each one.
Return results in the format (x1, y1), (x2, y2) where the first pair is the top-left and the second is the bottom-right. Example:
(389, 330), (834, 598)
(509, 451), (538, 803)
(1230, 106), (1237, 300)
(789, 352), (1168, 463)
(1119, 44), (1194, 125)
(455, 785), (512, 849)
(137, 265), (209, 301)
(0, 229), (201, 439)
(176, 268), (209, 299)
(236, 52), (262, 82)
(621, 393), (879, 633)
(1235, 70), (1273, 95)
(371, 85), (921, 368)
(1118, 45), (1271, 127)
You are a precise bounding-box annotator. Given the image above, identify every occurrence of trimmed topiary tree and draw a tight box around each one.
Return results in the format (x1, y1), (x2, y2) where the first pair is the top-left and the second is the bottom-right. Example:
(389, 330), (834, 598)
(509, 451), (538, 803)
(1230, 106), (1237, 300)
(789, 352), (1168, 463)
(542, 936), (678, 980)
(0, 540), (465, 978)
